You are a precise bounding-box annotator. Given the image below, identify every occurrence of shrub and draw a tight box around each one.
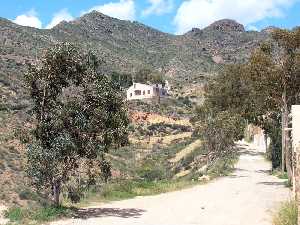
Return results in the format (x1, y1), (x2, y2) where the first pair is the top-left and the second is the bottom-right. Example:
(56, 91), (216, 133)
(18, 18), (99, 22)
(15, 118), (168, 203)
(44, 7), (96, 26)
(273, 201), (297, 225)
(4, 207), (25, 222)
(4, 206), (72, 223)
(18, 189), (37, 200)
(138, 167), (165, 181)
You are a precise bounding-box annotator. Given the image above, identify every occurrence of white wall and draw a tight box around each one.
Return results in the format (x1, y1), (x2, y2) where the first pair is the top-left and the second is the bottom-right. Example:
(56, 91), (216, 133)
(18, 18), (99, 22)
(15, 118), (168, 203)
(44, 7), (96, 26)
(292, 105), (300, 151)
(127, 83), (154, 100)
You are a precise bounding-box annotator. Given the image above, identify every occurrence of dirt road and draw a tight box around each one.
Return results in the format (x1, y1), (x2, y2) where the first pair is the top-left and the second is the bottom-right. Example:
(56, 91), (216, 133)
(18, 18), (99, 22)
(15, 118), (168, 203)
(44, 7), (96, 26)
(51, 143), (291, 225)
(0, 205), (8, 225)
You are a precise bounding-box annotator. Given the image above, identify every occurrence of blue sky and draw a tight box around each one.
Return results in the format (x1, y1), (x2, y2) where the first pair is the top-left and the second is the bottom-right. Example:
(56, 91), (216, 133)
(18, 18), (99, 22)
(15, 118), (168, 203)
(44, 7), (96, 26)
(1, 0), (300, 34)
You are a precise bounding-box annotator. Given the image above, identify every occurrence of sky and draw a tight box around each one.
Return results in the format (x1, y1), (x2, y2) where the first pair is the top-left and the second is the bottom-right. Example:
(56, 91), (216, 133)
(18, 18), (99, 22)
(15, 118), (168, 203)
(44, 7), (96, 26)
(1, 0), (300, 34)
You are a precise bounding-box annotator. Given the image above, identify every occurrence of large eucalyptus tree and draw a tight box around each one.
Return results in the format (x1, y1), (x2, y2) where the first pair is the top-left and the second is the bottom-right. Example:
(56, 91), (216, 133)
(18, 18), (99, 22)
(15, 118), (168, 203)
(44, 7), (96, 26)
(24, 43), (129, 206)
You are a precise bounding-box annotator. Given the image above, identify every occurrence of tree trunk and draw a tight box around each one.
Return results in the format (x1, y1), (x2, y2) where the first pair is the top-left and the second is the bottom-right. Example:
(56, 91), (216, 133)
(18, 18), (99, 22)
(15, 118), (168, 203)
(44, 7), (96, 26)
(264, 133), (268, 152)
(53, 180), (61, 207)
(282, 88), (293, 181)
(282, 86), (288, 173)
(282, 111), (286, 172)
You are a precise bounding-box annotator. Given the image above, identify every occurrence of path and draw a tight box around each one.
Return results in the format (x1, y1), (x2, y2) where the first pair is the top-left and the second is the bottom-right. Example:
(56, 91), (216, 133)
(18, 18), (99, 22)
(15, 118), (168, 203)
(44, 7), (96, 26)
(0, 205), (8, 225)
(51, 143), (291, 225)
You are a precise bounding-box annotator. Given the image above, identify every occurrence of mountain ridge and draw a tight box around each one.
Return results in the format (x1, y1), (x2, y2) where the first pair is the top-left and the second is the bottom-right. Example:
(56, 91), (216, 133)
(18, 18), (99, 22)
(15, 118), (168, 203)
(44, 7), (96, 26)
(0, 11), (291, 205)
(0, 11), (278, 99)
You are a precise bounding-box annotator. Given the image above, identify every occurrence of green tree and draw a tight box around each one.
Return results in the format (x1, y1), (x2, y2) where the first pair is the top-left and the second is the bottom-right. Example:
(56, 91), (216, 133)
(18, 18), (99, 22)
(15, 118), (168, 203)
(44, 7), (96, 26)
(195, 107), (245, 165)
(246, 28), (300, 176)
(134, 67), (165, 85)
(110, 72), (133, 89)
(24, 43), (129, 206)
(197, 28), (300, 178)
(192, 65), (248, 166)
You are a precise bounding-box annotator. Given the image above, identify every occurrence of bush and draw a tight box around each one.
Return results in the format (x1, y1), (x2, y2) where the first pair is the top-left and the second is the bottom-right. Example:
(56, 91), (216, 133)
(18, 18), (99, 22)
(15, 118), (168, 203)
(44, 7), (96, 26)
(207, 153), (238, 178)
(138, 167), (165, 181)
(4, 207), (24, 222)
(273, 201), (297, 225)
(4, 206), (72, 223)
(18, 189), (37, 200)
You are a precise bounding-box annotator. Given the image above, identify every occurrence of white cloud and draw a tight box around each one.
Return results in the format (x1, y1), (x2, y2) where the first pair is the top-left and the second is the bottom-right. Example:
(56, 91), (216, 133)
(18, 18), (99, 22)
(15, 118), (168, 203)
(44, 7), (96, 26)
(84, 0), (135, 20)
(46, 9), (74, 29)
(142, 0), (174, 16)
(13, 9), (42, 28)
(247, 25), (259, 31)
(174, 0), (298, 34)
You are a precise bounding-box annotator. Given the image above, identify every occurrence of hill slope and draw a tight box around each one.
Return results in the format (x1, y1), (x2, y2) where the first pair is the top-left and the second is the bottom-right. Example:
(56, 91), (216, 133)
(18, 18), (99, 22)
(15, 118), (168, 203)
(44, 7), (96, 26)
(0, 12), (269, 86)
(0, 11), (274, 205)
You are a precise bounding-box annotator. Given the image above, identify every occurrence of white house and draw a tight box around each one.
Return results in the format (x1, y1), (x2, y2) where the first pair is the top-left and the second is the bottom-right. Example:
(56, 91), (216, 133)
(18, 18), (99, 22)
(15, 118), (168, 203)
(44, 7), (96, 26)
(126, 82), (168, 100)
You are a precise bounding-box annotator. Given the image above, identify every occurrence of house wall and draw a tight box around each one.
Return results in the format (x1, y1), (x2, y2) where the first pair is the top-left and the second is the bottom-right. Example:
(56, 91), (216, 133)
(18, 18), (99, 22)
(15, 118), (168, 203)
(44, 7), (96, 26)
(292, 105), (300, 151)
(127, 83), (154, 100)
(247, 125), (270, 151)
(126, 83), (168, 101)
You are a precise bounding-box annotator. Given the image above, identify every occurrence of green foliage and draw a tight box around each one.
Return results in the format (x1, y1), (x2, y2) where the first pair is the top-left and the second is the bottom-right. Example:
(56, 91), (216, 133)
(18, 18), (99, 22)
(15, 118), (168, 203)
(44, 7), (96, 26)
(24, 42), (129, 205)
(4, 206), (72, 224)
(207, 153), (238, 178)
(197, 27), (300, 170)
(134, 67), (165, 85)
(82, 179), (198, 203)
(273, 201), (297, 225)
(110, 72), (133, 89)
(244, 28), (300, 171)
(137, 159), (166, 181)
(5, 207), (24, 222)
(195, 108), (245, 164)
(193, 65), (249, 145)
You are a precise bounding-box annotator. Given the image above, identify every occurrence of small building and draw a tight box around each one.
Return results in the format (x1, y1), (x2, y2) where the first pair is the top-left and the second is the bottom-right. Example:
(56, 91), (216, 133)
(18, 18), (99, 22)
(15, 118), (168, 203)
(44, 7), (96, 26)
(126, 82), (168, 101)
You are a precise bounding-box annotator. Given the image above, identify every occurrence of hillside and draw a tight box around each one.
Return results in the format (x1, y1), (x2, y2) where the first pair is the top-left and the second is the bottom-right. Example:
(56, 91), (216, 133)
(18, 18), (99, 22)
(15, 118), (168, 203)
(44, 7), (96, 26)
(0, 11), (269, 91)
(0, 12), (272, 117)
(0, 11), (273, 206)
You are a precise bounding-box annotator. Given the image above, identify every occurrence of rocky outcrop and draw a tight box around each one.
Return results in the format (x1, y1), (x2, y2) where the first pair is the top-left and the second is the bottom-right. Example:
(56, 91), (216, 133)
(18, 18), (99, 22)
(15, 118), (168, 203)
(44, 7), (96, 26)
(205, 19), (245, 32)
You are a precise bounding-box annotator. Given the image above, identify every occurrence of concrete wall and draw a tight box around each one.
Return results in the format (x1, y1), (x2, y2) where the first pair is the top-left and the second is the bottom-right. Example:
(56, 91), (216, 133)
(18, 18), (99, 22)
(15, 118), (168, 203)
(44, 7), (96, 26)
(292, 105), (300, 151)
(126, 83), (167, 101)
(127, 83), (154, 100)
(247, 125), (270, 151)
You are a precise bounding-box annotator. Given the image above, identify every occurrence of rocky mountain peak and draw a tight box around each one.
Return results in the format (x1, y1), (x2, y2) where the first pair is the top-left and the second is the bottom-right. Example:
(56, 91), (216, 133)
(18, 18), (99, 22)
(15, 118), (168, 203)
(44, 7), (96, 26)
(205, 19), (245, 32)
(261, 26), (278, 34)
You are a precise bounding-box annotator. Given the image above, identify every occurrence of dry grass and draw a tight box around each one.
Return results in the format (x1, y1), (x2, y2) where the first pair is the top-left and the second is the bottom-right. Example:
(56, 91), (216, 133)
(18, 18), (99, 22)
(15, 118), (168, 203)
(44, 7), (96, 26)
(0, 111), (29, 206)
(147, 114), (191, 126)
(131, 111), (191, 126)
(174, 169), (191, 178)
(130, 132), (192, 148)
(169, 139), (202, 163)
(273, 200), (297, 225)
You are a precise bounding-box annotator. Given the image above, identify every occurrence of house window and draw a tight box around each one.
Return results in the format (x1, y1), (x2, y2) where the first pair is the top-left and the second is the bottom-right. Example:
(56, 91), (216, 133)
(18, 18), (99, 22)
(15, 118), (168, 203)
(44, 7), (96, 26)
(143, 91), (145, 95)
(130, 93), (132, 97)
(148, 90), (150, 94)
(134, 90), (141, 95)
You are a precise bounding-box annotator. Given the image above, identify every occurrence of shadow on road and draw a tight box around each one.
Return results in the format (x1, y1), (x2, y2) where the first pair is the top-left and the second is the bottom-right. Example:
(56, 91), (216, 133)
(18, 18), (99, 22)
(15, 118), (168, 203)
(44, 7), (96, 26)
(239, 150), (265, 157)
(255, 169), (271, 174)
(257, 181), (286, 186)
(72, 207), (146, 219)
(73, 208), (146, 219)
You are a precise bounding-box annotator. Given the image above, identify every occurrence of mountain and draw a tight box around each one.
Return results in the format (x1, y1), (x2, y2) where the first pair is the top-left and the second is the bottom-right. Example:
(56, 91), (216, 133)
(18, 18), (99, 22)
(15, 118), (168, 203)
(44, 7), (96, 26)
(0, 11), (282, 205)
(0, 12), (273, 114)
(1, 11), (270, 92)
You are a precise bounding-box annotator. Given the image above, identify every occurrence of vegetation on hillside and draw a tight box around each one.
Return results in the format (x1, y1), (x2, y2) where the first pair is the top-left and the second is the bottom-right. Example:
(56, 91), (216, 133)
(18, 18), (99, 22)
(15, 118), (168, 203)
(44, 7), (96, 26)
(2, 12), (296, 225)
(195, 28), (300, 179)
(24, 43), (129, 206)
